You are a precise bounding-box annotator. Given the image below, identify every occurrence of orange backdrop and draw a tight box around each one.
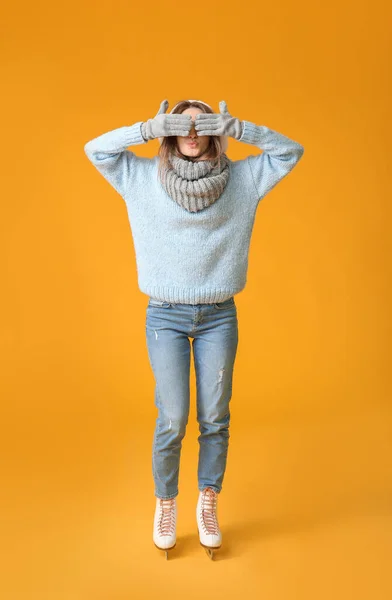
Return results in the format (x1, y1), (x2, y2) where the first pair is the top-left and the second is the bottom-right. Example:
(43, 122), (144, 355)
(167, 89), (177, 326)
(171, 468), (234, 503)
(1, 0), (391, 598)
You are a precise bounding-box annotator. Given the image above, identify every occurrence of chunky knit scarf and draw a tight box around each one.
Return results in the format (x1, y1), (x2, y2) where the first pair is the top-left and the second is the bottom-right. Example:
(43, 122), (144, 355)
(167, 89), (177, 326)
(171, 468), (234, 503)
(160, 153), (230, 213)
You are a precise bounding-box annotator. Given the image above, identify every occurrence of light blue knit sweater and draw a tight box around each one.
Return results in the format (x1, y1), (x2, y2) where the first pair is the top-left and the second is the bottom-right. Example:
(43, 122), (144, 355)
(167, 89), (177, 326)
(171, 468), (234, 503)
(84, 120), (304, 304)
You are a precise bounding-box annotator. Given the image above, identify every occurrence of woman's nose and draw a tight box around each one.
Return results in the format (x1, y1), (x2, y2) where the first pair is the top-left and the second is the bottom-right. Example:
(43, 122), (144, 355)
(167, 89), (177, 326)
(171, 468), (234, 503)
(189, 119), (197, 135)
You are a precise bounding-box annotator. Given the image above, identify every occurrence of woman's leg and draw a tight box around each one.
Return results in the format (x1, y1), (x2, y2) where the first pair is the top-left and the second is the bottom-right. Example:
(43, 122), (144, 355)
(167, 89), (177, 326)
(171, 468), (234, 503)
(192, 298), (239, 494)
(145, 301), (191, 500)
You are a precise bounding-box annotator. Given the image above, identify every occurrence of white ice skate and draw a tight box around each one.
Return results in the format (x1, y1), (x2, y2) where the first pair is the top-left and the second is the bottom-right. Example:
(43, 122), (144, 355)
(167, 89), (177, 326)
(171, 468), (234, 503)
(196, 487), (222, 559)
(153, 496), (177, 559)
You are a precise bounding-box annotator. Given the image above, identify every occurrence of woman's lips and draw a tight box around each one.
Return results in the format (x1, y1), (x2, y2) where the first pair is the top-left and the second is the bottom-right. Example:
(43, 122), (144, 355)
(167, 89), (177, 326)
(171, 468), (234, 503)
(187, 142), (198, 146)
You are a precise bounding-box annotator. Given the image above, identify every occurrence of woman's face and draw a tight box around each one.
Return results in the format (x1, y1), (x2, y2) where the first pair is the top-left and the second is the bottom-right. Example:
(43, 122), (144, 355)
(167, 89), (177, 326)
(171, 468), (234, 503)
(176, 107), (210, 160)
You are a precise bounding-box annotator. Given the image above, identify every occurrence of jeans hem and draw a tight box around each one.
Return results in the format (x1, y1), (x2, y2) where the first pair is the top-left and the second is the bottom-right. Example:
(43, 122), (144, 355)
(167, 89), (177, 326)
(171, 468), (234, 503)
(155, 491), (178, 500)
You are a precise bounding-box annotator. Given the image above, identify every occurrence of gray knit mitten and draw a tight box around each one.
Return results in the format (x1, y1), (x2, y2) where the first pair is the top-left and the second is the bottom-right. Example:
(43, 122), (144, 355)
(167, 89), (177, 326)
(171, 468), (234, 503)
(141, 99), (193, 141)
(194, 100), (243, 140)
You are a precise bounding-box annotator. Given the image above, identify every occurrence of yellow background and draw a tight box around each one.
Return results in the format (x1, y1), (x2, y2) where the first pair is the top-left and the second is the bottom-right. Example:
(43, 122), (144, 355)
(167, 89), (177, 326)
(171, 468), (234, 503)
(1, 0), (391, 598)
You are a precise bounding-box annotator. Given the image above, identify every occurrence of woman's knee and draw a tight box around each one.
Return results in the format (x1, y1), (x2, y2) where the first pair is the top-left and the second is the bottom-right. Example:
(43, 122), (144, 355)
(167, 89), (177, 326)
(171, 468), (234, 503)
(158, 414), (188, 436)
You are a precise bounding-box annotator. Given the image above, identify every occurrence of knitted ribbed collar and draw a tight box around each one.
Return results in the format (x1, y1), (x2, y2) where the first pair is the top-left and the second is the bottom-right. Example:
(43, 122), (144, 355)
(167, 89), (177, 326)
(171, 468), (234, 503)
(160, 153), (230, 213)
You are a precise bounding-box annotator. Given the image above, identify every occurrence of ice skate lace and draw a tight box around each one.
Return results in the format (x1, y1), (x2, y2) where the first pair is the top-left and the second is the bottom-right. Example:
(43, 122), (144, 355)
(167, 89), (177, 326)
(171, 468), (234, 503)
(158, 498), (176, 535)
(200, 488), (219, 535)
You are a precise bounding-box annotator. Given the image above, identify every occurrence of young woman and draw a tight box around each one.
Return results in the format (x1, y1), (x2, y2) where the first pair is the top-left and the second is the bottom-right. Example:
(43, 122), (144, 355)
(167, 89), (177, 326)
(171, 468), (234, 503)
(84, 99), (304, 559)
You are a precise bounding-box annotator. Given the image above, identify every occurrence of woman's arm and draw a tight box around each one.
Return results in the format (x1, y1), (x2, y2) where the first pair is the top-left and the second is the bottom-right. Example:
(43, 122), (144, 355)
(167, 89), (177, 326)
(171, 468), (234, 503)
(83, 121), (147, 198)
(238, 120), (304, 203)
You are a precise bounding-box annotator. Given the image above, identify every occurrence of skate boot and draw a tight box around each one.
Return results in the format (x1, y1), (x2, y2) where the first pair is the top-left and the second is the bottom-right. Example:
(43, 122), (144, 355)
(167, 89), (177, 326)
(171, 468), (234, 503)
(153, 496), (177, 559)
(196, 487), (222, 559)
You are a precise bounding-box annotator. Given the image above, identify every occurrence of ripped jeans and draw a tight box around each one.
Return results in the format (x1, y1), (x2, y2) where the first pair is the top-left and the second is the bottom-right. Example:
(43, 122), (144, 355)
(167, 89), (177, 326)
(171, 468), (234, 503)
(145, 296), (239, 499)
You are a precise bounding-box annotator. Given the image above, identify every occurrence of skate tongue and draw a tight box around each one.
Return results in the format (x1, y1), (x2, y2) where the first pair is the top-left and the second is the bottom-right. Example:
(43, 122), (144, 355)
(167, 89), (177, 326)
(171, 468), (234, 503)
(202, 488), (217, 512)
(161, 499), (174, 512)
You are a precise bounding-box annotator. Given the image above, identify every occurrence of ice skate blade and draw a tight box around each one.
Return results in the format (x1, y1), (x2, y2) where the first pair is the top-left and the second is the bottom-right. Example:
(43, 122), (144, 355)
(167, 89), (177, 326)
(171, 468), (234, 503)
(200, 541), (221, 560)
(153, 541), (176, 559)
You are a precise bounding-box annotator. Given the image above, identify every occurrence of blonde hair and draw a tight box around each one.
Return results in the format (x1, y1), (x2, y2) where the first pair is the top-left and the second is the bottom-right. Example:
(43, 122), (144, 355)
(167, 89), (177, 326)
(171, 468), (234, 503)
(157, 100), (225, 184)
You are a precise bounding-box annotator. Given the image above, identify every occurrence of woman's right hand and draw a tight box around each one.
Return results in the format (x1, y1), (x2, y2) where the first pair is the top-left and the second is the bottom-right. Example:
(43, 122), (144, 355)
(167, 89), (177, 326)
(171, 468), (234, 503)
(142, 99), (193, 141)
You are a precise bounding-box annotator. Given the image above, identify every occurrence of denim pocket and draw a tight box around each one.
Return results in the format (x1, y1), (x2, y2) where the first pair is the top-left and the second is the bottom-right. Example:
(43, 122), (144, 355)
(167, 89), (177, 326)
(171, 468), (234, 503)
(148, 298), (172, 308)
(213, 297), (235, 310)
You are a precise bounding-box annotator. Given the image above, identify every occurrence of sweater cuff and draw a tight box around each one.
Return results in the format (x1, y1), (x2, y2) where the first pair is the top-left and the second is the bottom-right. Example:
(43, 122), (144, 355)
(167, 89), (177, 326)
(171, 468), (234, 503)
(140, 121), (149, 141)
(238, 120), (265, 146)
(123, 121), (148, 146)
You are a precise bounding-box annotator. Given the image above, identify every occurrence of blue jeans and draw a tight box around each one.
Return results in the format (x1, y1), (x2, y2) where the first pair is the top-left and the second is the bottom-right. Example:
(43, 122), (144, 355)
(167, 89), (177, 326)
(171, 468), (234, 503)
(145, 296), (239, 499)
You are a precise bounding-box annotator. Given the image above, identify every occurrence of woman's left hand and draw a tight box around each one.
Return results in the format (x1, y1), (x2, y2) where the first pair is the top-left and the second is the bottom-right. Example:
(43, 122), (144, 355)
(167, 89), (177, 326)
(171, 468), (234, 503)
(194, 100), (243, 139)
